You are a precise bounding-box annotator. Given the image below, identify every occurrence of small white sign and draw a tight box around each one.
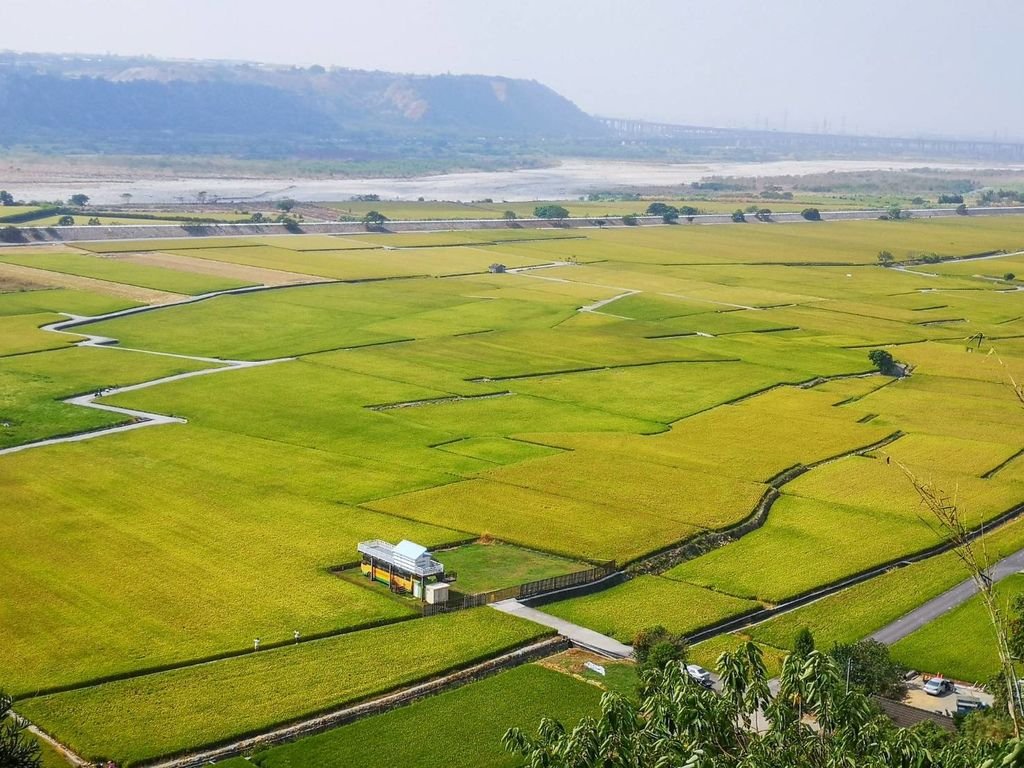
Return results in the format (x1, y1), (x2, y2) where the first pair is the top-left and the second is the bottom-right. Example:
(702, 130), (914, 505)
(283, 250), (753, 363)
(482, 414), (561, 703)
(584, 661), (606, 676)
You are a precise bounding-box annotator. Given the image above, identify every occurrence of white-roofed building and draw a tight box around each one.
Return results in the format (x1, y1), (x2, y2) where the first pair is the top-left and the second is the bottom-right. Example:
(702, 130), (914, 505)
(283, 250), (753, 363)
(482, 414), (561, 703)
(357, 539), (447, 602)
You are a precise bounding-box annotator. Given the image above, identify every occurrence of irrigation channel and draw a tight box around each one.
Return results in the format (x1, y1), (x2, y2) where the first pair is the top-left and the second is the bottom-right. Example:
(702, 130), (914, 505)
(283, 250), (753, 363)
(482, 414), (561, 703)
(7, 246), (1024, 766)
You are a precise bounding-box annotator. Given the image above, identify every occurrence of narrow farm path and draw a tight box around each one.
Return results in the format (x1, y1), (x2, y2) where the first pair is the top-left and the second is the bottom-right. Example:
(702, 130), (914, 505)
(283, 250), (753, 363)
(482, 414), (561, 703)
(0, 351), (291, 457)
(659, 291), (761, 311)
(956, 248), (1024, 263)
(24, 722), (89, 768)
(579, 290), (640, 318)
(0, 279), (337, 456)
(892, 266), (940, 277)
(504, 260), (577, 274)
(491, 599), (633, 659)
(870, 548), (1024, 645)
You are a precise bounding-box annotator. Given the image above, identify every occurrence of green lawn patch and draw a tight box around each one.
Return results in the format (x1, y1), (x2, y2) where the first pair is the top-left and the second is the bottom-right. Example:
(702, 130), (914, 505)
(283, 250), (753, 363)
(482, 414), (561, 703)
(435, 542), (588, 594)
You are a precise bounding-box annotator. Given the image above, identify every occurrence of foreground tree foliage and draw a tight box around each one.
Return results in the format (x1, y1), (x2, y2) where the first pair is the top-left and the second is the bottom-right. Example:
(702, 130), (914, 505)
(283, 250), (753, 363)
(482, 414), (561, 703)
(829, 639), (908, 699)
(0, 692), (41, 768)
(504, 644), (1024, 768)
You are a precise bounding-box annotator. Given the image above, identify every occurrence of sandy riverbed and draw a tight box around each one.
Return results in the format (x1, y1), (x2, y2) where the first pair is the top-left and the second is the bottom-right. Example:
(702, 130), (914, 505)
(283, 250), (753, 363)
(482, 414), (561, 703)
(7, 158), (1023, 205)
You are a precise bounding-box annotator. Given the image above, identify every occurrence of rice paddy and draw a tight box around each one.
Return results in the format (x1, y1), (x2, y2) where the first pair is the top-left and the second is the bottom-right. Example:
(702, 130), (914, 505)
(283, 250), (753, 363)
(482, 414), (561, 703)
(3, 215), (1024, 763)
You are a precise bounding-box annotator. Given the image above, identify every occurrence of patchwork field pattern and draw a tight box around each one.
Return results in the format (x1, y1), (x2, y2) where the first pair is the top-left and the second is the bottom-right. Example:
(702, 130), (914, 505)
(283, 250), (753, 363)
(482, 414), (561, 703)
(18, 610), (549, 766)
(3, 217), (1024, 763)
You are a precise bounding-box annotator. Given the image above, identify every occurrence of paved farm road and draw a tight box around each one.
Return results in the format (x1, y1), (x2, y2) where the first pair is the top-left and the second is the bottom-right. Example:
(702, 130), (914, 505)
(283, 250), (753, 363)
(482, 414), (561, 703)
(491, 599), (634, 658)
(871, 549), (1024, 645)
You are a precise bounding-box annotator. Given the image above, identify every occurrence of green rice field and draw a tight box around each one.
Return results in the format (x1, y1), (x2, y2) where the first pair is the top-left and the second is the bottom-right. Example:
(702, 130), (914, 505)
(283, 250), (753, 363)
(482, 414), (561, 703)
(223, 663), (602, 768)
(0, 250), (252, 294)
(18, 610), (549, 766)
(890, 574), (1024, 683)
(3, 215), (1024, 763)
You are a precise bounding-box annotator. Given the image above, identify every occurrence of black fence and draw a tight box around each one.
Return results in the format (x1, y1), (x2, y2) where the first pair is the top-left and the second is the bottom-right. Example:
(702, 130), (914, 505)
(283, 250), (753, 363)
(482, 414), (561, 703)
(421, 563), (617, 617)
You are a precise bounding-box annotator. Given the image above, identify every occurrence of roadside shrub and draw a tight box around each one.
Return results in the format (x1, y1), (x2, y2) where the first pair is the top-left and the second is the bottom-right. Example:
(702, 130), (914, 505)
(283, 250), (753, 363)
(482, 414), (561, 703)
(793, 628), (815, 657)
(633, 625), (687, 667)
(801, 208), (821, 221)
(644, 641), (685, 671)
(731, 210), (746, 223)
(622, 214), (639, 226)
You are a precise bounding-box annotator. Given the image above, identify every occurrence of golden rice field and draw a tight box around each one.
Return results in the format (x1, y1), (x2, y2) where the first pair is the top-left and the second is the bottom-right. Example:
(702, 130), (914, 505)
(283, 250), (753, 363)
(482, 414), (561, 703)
(2, 215), (1024, 763)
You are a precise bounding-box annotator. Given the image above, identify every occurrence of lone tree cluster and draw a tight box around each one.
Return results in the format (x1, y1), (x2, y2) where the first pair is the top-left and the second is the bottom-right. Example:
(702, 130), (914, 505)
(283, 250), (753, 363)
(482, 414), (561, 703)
(534, 204), (569, 220)
(868, 348), (899, 376)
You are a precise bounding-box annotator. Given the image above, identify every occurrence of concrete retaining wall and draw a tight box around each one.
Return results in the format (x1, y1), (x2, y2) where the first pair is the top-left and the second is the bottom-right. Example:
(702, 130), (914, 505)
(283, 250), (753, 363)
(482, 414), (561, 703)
(6, 206), (1024, 245)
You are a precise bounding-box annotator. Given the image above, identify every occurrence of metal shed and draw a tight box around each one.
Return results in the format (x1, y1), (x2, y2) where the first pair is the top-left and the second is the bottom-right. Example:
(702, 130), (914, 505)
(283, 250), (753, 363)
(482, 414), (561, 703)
(357, 539), (446, 600)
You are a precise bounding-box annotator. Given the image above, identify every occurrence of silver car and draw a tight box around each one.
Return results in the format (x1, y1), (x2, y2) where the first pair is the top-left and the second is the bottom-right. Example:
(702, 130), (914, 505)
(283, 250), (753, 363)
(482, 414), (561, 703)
(687, 664), (714, 688)
(923, 677), (954, 696)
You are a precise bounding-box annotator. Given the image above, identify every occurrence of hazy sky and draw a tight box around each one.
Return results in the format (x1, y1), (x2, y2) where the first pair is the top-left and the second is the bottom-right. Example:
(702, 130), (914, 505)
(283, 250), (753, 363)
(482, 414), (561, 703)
(2, 0), (1021, 140)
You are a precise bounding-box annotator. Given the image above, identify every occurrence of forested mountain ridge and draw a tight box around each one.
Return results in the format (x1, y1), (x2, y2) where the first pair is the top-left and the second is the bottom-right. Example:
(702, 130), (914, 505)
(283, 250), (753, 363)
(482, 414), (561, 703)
(0, 52), (604, 156)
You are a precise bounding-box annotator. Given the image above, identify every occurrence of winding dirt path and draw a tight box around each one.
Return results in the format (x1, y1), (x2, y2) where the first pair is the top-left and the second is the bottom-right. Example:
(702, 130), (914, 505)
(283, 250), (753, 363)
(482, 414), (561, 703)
(0, 281), (320, 456)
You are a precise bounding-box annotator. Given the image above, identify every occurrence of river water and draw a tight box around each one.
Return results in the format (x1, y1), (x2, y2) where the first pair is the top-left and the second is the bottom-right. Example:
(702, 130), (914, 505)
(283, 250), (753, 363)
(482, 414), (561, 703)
(11, 158), (1022, 205)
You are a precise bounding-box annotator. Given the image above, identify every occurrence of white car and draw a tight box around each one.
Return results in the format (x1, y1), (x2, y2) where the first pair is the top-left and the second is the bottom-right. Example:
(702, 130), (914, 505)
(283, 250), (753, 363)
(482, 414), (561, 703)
(924, 677), (954, 696)
(686, 664), (714, 688)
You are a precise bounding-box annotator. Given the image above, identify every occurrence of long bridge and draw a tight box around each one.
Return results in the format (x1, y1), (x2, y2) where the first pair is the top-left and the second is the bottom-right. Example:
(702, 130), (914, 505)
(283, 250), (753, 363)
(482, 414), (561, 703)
(597, 118), (1024, 163)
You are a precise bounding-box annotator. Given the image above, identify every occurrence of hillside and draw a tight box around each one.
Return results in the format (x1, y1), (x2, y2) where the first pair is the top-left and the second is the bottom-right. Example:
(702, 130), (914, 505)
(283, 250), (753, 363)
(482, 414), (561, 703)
(0, 52), (604, 158)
